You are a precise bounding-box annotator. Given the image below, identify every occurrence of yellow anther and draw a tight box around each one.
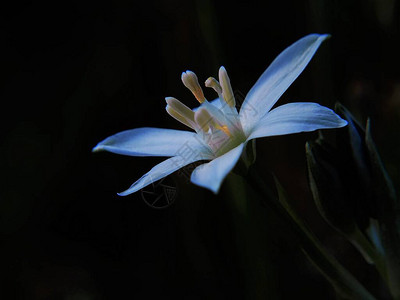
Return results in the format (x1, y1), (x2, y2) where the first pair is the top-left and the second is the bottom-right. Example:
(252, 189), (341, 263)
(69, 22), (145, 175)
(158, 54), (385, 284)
(181, 71), (206, 103)
(166, 105), (194, 130)
(194, 108), (217, 132)
(218, 66), (236, 107)
(165, 97), (196, 129)
(194, 108), (231, 138)
(216, 125), (231, 137)
(205, 77), (222, 95)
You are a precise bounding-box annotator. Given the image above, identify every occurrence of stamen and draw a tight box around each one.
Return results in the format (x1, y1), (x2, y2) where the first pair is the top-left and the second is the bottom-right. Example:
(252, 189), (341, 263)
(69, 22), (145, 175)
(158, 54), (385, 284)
(181, 71), (206, 103)
(166, 105), (195, 130)
(194, 108), (231, 138)
(194, 108), (217, 132)
(218, 66), (236, 107)
(165, 97), (196, 129)
(205, 77), (222, 95)
(216, 125), (231, 137)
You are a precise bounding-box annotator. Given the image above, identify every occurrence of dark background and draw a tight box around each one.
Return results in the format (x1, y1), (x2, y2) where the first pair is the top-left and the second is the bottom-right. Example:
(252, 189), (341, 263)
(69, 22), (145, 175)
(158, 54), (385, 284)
(1, 0), (400, 299)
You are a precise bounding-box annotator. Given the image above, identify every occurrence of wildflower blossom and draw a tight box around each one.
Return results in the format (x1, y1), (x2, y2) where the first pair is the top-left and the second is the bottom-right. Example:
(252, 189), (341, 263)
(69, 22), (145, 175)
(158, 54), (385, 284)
(93, 34), (347, 194)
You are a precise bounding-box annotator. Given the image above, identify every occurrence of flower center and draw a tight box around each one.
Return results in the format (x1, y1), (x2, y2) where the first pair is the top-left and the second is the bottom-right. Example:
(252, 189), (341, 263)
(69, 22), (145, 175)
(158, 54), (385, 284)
(166, 67), (246, 157)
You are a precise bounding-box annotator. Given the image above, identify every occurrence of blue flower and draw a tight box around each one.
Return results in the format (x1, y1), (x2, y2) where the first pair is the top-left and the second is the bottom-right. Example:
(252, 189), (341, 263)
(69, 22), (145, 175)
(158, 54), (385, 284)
(93, 34), (347, 194)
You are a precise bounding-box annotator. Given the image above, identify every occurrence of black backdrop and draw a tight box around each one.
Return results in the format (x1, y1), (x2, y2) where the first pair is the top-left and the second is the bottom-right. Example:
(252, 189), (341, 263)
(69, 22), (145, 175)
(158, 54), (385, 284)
(1, 0), (400, 298)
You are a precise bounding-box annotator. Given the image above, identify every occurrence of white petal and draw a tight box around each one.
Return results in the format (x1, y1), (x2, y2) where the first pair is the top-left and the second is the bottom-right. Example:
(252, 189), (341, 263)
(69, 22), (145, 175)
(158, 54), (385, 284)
(190, 143), (245, 194)
(248, 102), (347, 140)
(209, 97), (223, 109)
(239, 34), (330, 134)
(93, 127), (212, 157)
(119, 155), (207, 196)
(193, 98), (222, 111)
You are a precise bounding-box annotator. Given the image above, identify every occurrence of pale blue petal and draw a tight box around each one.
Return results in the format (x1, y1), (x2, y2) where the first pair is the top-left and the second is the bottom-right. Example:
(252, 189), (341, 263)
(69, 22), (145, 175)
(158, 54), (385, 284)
(193, 98), (222, 111)
(190, 143), (245, 194)
(239, 34), (330, 134)
(118, 155), (207, 196)
(93, 127), (212, 157)
(209, 97), (222, 109)
(248, 102), (347, 140)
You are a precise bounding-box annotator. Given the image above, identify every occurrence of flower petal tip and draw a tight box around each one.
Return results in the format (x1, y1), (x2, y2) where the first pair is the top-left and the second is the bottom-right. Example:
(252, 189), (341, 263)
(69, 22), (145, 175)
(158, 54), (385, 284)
(319, 33), (331, 37)
(92, 144), (103, 153)
(310, 33), (331, 41)
(117, 191), (129, 196)
(339, 118), (348, 127)
(190, 174), (220, 194)
(212, 186), (221, 194)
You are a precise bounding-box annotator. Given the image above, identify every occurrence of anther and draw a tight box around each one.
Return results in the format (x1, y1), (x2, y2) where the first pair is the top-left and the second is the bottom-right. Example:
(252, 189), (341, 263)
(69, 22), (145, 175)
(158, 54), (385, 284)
(194, 108), (216, 132)
(218, 66), (236, 107)
(181, 71), (206, 103)
(216, 125), (231, 137)
(165, 97), (196, 129)
(205, 77), (222, 95)
(166, 105), (194, 130)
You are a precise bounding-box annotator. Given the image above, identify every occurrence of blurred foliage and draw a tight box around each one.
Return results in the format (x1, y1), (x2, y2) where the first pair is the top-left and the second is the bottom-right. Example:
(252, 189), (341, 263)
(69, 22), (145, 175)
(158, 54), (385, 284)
(1, 0), (400, 299)
(306, 103), (400, 298)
